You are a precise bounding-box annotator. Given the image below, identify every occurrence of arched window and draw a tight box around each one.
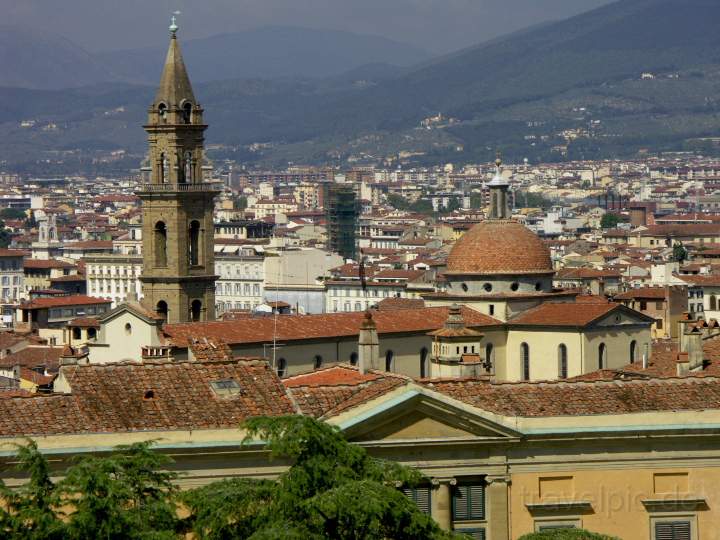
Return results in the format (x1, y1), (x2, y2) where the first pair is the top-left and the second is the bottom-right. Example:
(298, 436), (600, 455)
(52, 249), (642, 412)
(385, 350), (394, 372)
(156, 301), (168, 321)
(189, 220), (200, 266)
(349, 352), (358, 366)
(485, 343), (494, 369)
(420, 347), (428, 378)
(154, 221), (167, 267)
(598, 343), (607, 370)
(159, 152), (167, 183)
(191, 299), (202, 322)
(558, 344), (568, 379)
(183, 151), (193, 183)
(181, 101), (192, 124)
(521, 343), (530, 381)
(72, 327), (81, 340)
(711, 295), (718, 311)
(313, 355), (323, 369)
(87, 328), (97, 340)
(158, 102), (168, 121)
(277, 358), (287, 378)
(630, 340), (638, 364)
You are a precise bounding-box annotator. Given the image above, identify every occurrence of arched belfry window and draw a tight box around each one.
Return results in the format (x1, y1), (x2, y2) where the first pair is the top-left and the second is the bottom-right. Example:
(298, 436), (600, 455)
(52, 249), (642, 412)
(191, 299), (202, 322)
(154, 221), (167, 267)
(189, 220), (200, 266)
(156, 301), (168, 321)
(159, 153), (166, 183)
(158, 102), (168, 122)
(181, 101), (192, 124)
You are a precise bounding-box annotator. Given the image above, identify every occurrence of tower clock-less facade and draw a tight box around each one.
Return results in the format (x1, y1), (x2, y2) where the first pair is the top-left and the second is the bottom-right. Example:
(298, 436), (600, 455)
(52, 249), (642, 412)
(137, 22), (218, 323)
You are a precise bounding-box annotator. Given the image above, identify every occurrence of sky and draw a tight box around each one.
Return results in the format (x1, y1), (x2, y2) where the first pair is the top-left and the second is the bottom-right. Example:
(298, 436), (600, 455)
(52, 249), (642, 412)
(3, 0), (617, 54)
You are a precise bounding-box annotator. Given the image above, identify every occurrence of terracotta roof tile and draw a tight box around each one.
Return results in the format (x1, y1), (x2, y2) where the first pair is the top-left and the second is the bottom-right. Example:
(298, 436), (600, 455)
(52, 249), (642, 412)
(163, 306), (500, 348)
(508, 302), (619, 327)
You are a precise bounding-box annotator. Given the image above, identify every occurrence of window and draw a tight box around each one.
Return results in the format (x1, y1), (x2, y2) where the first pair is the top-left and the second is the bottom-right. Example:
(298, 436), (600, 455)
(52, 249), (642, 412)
(124, 323), (132, 335)
(521, 343), (530, 381)
(152, 301), (168, 323)
(598, 343), (607, 370)
(87, 328), (97, 340)
(154, 221), (167, 267)
(455, 530), (486, 540)
(189, 220), (200, 266)
(711, 295), (717, 311)
(277, 358), (287, 378)
(181, 101), (193, 124)
(191, 299), (202, 322)
(461, 283), (468, 292)
(510, 282), (519, 291)
(385, 350), (394, 372)
(420, 347), (428, 378)
(558, 344), (568, 379)
(313, 355), (323, 369)
(656, 318), (664, 330)
(489, 304), (495, 316)
(209, 379), (242, 396)
(401, 487), (431, 515)
(630, 340), (638, 364)
(653, 520), (692, 540)
(483, 283), (492, 292)
(349, 352), (358, 366)
(655, 301), (664, 310)
(640, 301), (648, 311)
(452, 483), (485, 521)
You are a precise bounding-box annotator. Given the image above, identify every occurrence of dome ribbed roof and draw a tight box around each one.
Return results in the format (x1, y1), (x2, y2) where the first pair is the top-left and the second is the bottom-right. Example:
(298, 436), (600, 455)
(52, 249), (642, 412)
(446, 220), (553, 276)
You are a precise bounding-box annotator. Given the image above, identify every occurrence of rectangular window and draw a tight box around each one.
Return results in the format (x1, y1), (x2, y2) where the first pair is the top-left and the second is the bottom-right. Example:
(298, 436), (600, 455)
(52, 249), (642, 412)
(656, 318), (664, 329)
(452, 483), (485, 521)
(640, 301), (648, 310)
(655, 301), (664, 310)
(654, 520), (691, 540)
(402, 487), (431, 515)
(455, 529), (485, 540)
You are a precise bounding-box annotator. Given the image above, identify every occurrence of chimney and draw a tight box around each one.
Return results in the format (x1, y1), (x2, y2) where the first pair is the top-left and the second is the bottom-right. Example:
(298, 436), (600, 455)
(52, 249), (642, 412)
(686, 326), (705, 372)
(358, 311), (379, 374)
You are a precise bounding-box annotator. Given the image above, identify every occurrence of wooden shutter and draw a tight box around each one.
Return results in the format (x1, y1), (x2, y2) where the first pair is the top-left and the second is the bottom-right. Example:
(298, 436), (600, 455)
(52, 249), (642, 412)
(402, 487), (431, 515)
(655, 521), (691, 540)
(456, 529), (486, 540)
(453, 484), (485, 520)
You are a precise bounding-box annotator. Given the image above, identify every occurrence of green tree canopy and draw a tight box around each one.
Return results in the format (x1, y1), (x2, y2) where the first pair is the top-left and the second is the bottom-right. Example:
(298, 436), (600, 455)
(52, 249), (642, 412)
(600, 212), (621, 229)
(0, 208), (27, 220)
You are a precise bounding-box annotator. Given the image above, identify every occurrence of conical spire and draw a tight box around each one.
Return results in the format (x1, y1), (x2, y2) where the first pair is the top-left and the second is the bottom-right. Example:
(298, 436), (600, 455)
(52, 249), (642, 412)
(154, 22), (196, 107)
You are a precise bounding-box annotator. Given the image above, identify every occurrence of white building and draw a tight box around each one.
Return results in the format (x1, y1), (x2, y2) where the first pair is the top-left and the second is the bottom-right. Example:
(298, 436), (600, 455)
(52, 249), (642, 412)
(214, 248), (265, 313)
(85, 254), (144, 308)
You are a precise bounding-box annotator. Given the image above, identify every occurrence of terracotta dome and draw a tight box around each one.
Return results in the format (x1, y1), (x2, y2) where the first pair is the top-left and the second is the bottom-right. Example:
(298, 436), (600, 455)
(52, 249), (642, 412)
(446, 220), (553, 276)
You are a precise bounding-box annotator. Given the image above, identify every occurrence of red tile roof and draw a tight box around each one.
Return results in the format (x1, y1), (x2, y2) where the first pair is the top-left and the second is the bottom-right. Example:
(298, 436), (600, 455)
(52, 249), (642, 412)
(20, 295), (111, 310)
(614, 287), (668, 300)
(23, 259), (76, 270)
(422, 376), (720, 417)
(508, 302), (620, 327)
(163, 306), (501, 348)
(0, 359), (296, 437)
(0, 347), (64, 370)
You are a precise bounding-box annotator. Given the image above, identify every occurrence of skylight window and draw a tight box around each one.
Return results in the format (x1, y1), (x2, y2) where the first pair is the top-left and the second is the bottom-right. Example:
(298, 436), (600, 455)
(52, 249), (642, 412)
(210, 379), (242, 396)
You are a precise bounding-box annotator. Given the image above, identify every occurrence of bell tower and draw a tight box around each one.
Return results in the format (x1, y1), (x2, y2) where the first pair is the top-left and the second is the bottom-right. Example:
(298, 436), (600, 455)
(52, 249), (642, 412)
(137, 18), (219, 324)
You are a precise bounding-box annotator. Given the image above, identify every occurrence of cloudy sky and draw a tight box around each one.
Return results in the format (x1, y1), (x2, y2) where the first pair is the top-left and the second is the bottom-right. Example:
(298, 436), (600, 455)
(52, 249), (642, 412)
(4, 0), (616, 53)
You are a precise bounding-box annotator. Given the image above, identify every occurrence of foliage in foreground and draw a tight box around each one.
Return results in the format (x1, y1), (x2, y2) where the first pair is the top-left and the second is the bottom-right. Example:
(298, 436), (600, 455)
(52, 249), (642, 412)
(0, 416), (461, 539)
(518, 529), (622, 540)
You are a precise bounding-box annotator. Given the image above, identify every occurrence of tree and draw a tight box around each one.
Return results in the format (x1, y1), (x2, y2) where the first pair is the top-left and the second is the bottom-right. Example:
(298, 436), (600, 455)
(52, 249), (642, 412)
(518, 529), (621, 540)
(600, 213), (621, 229)
(672, 242), (688, 263)
(387, 194), (410, 211)
(0, 208), (27, 220)
(182, 415), (460, 540)
(0, 220), (11, 249)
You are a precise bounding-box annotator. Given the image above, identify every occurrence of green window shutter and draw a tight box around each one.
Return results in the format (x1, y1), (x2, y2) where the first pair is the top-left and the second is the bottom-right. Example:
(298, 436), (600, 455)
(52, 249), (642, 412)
(452, 483), (485, 521)
(655, 521), (691, 540)
(402, 486), (431, 515)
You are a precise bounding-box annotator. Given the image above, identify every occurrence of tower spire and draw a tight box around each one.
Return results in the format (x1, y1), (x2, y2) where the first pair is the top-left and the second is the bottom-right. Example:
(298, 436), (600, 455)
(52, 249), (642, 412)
(155, 15), (196, 109)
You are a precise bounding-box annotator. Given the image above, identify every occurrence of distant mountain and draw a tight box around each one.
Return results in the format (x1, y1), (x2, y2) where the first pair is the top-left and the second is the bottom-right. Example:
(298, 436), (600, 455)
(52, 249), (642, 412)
(0, 26), (121, 89)
(4, 0), (720, 170)
(99, 27), (430, 83)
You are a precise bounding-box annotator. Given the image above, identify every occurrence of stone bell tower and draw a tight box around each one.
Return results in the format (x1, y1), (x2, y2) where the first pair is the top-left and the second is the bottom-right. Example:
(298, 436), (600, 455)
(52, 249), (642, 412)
(137, 17), (219, 324)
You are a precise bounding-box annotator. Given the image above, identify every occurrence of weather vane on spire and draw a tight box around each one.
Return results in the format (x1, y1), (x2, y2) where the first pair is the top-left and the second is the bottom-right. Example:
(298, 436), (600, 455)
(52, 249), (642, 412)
(169, 11), (181, 36)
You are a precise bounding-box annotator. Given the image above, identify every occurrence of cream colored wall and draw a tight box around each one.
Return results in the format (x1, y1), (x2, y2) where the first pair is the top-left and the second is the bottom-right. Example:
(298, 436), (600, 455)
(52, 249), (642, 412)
(511, 466), (720, 539)
(583, 328), (650, 372)
(505, 329), (584, 381)
(90, 312), (161, 364)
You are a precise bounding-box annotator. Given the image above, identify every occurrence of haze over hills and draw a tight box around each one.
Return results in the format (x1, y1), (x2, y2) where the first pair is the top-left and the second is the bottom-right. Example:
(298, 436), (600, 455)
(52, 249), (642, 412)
(3, 0), (720, 171)
(98, 27), (430, 84)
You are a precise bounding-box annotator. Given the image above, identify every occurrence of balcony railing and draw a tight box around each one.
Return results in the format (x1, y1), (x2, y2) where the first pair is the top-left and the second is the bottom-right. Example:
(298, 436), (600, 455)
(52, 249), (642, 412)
(136, 182), (222, 193)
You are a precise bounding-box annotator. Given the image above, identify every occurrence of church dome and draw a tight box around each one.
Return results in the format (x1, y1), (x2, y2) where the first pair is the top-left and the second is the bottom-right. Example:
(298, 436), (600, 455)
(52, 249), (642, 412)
(446, 220), (553, 276)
